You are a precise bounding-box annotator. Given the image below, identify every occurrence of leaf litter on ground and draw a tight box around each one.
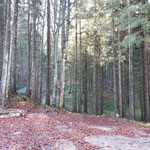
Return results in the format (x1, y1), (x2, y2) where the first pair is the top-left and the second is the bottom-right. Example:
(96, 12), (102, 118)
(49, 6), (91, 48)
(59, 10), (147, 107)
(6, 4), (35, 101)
(0, 96), (150, 150)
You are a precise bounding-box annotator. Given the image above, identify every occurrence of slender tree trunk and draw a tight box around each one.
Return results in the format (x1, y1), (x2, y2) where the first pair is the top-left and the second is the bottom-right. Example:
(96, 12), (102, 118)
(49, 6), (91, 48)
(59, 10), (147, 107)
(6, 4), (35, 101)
(93, 31), (97, 114)
(96, 34), (104, 115)
(128, 0), (135, 120)
(10, 0), (19, 94)
(78, 19), (82, 113)
(128, 37), (135, 120)
(148, 48), (150, 122)
(52, 0), (61, 106)
(84, 48), (88, 113)
(73, 13), (78, 112)
(46, 0), (51, 105)
(27, 0), (31, 97)
(122, 60), (127, 118)
(1, 0), (11, 106)
(93, 0), (98, 114)
(118, 31), (123, 118)
(52, 0), (58, 106)
(112, 0), (118, 114)
(142, 0), (150, 122)
(60, 0), (66, 107)
(144, 32), (150, 122)
(0, 0), (4, 82)
(100, 66), (104, 115)
(60, 55), (66, 107)
(69, 66), (72, 93)
(39, 16), (45, 100)
(140, 32), (146, 121)
(31, 2), (37, 100)
(36, 21), (41, 100)
(60, 0), (71, 107)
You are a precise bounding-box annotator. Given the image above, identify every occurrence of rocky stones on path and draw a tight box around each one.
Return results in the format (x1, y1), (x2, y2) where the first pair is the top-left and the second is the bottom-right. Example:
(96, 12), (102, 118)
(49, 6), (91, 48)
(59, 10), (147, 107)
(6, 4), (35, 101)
(54, 125), (72, 133)
(0, 109), (25, 118)
(41, 145), (53, 150)
(84, 135), (150, 150)
(88, 126), (114, 132)
(55, 139), (76, 150)
(42, 139), (76, 150)
(12, 132), (22, 136)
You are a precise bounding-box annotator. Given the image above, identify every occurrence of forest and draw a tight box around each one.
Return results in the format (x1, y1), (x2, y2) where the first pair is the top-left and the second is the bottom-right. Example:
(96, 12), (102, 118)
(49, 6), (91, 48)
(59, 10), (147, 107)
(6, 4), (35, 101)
(1, 0), (150, 149)
(1, 0), (150, 121)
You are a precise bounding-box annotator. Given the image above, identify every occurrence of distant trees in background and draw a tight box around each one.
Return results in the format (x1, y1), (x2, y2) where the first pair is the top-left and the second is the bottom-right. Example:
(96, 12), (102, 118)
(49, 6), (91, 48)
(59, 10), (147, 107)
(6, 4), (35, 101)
(0, 0), (150, 122)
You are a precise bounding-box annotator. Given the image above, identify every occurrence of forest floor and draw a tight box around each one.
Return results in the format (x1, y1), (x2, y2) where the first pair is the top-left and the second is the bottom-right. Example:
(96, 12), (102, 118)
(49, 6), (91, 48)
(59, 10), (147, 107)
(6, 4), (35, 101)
(0, 97), (150, 150)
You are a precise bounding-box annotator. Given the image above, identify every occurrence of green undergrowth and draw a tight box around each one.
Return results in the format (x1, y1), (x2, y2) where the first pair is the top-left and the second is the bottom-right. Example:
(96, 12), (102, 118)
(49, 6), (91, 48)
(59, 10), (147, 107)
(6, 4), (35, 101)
(103, 98), (114, 117)
(57, 105), (63, 110)
(135, 121), (150, 126)
(65, 93), (95, 113)
(104, 98), (141, 121)
(38, 102), (49, 107)
(64, 93), (142, 122)
(64, 93), (73, 111)
(11, 94), (31, 102)
(12, 97), (19, 102)
(12, 93), (143, 122)
(88, 96), (94, 114)
(18, 94), (30, 102)
(0, 112), (9, 116)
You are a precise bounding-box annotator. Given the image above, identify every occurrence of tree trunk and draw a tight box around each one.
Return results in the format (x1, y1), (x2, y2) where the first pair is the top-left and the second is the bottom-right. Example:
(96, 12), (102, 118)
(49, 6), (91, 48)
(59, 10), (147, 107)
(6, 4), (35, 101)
(73, 12), (78, 112)
(78, 19), (82, 113)
(144, 32), (150, 122)
(39, 13), (45, 100)
(60, 0), (71, 107)
(10, 0), (19, 94)
(0, 0), (4, 82)
(27, 0), (31, 97)
(100, 66), (104, 115)
(84, 48), (88, 113)
(93, 31), (97, 114)
(122, 60), (127, 118)
(1, 0), (11, 106)
(31, 2), (37, 100)
(140, 31), (146, 121)
(118, 31), (123, 118)
(128, 0), (135, 120)
(52, 0), (61, 106)
(112, 0), (118, 114)
(46, 0), (51, 105)
(60, 0), (66, 107)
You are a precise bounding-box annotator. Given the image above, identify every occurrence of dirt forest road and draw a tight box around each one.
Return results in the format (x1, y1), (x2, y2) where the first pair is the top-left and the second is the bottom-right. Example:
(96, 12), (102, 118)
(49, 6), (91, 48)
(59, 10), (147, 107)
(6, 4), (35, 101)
(0, 102), (150, 150)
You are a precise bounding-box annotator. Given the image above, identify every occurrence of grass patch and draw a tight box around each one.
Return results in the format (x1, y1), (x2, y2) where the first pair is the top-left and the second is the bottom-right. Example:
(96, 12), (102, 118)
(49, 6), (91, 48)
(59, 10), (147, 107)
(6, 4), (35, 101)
(87, 96), (94, 114)
(104, 98), (114, 117)
(135, 109), (141, 121)
(136, 121), (150, 126)
(58, 105), (63, 110)
(18, 94), (30, 102)
(38, 102), (49, 107)
(63, 93), (144, 122)
(12, 97), (19, 102)
(22, 96), (28, 101)
(64, 93), (73, 111)
(125, 105), (141, 121)
(0, 112), (9, 116)
(12, 105), (17, 108)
